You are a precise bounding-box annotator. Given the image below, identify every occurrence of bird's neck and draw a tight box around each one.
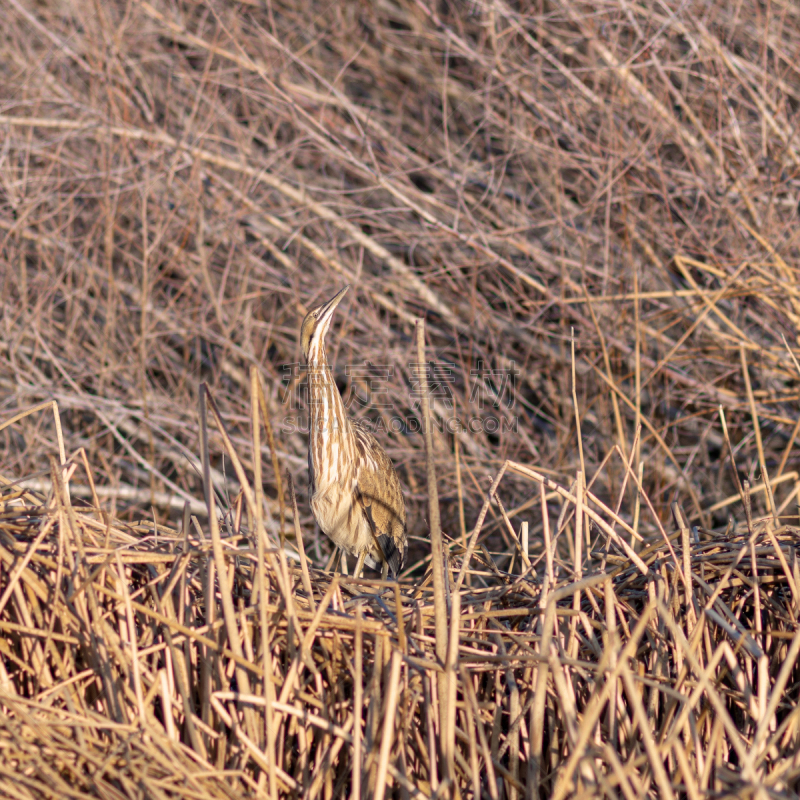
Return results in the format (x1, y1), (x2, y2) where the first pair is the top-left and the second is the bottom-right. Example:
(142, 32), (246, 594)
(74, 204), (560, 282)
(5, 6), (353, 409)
(307, 344), (354, 463)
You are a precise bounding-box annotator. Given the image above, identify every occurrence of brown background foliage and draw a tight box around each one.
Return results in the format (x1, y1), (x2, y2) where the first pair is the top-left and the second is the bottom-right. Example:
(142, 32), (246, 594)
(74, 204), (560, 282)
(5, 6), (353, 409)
(2, 1), (800, 796)
(3, 0), (800, 556)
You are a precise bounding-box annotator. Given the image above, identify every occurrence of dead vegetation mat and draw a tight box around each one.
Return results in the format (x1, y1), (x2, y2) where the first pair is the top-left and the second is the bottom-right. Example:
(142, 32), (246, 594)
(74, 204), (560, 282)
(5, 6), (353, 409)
(1, 450), (800, 799)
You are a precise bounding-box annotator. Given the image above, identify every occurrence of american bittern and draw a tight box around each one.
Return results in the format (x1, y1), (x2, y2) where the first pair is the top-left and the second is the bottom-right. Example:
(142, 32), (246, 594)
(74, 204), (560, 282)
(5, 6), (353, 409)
(300, 285), (407, 579)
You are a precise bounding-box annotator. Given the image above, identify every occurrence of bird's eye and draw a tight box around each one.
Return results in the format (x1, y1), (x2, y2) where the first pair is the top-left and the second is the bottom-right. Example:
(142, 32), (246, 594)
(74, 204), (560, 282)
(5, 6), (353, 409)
(313, 312), (318, 318)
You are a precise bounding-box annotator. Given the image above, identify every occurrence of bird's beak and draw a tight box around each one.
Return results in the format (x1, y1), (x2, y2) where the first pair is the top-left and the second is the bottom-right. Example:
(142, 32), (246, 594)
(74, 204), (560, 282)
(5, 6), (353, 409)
(317, 285), (350, 325)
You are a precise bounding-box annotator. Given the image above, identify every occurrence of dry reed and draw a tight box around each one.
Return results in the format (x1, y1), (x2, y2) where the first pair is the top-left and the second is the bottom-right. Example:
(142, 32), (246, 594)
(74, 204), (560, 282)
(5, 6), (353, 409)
(1, 389), (799, 797)
(2, 0), (800, 796)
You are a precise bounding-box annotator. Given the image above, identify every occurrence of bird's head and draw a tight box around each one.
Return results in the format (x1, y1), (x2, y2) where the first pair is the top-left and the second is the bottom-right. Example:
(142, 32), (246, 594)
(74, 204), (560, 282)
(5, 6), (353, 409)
(300, 285), (350, 363)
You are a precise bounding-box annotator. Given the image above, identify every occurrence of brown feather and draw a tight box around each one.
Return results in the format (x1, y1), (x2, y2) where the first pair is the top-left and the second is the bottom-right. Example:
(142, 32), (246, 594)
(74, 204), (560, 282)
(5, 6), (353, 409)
(352, 421), (407, 574)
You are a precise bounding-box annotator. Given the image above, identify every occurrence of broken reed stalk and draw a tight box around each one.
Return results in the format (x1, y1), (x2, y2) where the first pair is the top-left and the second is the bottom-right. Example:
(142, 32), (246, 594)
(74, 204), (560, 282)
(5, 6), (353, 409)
(415, 319), (449, 716)
(254, 369), (286, 546)
(287, 471), (315, 612)
(198, 384), (257, 742)
(373, 649), (402, 800)
(741, 346), (778, 522)
(251, 366), (278, 799)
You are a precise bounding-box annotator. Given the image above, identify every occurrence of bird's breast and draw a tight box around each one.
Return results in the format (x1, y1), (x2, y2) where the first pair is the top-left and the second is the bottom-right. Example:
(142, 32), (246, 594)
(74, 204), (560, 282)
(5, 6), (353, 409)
(310, 477), (372, 555)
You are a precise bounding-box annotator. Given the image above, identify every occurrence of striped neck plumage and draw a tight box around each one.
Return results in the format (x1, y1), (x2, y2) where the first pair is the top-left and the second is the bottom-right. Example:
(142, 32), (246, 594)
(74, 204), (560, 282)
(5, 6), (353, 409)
(307, 336), (352, 451)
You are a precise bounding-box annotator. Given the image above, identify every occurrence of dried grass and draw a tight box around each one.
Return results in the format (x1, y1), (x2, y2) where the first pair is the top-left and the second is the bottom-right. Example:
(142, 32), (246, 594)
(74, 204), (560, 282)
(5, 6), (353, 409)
(2, 0), (800, 796)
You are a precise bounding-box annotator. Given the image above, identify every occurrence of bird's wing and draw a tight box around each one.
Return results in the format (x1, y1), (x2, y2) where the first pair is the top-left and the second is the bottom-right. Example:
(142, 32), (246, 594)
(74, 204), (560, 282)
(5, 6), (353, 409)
(352, 421), (407, 575)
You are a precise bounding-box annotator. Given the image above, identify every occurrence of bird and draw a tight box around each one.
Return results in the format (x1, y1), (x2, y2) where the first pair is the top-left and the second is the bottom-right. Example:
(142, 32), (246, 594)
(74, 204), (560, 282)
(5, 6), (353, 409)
(300, 285), (407, 579)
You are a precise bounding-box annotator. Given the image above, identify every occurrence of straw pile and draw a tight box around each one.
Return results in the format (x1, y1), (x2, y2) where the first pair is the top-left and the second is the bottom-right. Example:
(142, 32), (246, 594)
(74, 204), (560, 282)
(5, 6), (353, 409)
(2, 0), (800, 796)
(1, 405), (800, 799)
